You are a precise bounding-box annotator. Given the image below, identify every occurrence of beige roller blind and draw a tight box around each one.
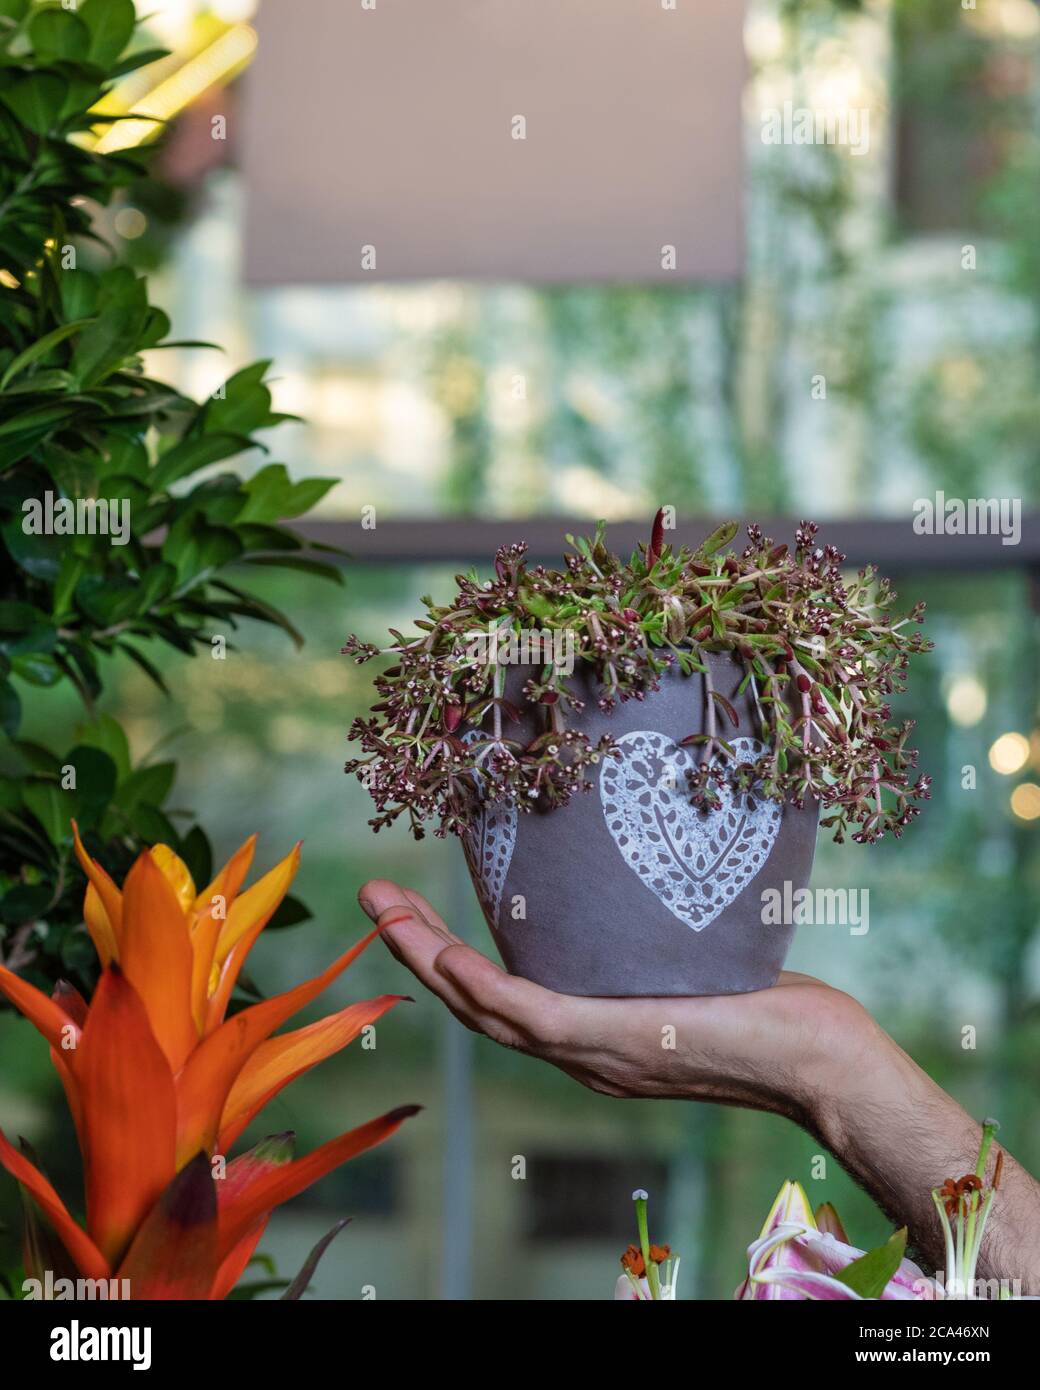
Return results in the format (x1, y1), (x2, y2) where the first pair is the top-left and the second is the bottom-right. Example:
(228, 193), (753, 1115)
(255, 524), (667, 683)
(241, 0), (745, 285)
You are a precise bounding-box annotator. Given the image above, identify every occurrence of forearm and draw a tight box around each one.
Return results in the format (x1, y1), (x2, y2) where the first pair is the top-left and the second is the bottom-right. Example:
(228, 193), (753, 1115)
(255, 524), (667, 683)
(809, 1008), (1040, 1294)
(360, 880), (1040, 1293)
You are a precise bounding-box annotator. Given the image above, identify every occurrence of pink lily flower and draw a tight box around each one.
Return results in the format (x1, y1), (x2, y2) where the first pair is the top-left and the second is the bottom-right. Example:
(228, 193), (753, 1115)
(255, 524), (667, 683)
(736, 1180), (936, 1301)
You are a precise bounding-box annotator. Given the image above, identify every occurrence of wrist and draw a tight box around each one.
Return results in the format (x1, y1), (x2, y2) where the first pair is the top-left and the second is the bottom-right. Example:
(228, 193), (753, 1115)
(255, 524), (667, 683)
(799, 1009), (1040, 1289)
(793, 990), (886, 1148)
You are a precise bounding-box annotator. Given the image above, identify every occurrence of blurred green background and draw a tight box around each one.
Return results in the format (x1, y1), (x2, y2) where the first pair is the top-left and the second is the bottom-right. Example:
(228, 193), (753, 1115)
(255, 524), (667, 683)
(2, 0), (1040, 1299)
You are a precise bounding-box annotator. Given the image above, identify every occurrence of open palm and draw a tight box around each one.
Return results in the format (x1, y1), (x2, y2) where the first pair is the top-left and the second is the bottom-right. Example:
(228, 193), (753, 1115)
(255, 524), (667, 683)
(358, 879), (866, 1123)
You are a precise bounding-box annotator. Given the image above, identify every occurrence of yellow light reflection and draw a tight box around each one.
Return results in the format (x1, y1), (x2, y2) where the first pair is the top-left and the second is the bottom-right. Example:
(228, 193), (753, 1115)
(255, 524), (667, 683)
(1010, 783), (1040, 821)
(94, 24), (258, 154)
(945, 673), (987, 728)
(989, 732), (1030, 776)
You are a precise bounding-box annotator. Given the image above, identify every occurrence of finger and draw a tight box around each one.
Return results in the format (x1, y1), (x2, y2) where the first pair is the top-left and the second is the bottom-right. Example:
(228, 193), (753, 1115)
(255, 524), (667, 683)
(433, 943), (576, 1050)
(400, 888), (465, 945)
(359, 879), (452, 942)
(357, 880), (480, 1022)
(359, 881), (574, 1050)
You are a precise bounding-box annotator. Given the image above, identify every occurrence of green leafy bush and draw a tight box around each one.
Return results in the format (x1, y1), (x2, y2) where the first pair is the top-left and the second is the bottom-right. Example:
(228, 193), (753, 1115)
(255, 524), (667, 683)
(0, 0), (338, 996)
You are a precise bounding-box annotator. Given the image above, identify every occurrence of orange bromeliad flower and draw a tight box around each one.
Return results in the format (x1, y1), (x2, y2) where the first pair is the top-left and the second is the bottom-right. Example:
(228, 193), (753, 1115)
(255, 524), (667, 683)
(0, 826), (416, 1299)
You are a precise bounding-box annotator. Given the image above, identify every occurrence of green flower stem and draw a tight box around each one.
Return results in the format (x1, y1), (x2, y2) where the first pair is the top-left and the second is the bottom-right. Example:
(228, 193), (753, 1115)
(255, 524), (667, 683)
(964, 1190), (997, 1292)
(931, 1191), (957, 1297)
(975, 1121), (998, 1181)
(955, 1207), (966, 1297)
(633, 1190), (661, 1301)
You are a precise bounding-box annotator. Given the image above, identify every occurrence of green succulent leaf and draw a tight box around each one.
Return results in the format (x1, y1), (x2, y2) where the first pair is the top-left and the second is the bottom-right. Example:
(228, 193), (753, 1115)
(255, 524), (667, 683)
(695, 520), (740, 558)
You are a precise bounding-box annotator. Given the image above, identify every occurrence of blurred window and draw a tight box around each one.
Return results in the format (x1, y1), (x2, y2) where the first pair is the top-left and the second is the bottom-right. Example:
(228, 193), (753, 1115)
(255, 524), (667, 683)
(894, 0), (1038, 233)
(290, 1152), (401, 1219)
(523, 1155), (669, 1243)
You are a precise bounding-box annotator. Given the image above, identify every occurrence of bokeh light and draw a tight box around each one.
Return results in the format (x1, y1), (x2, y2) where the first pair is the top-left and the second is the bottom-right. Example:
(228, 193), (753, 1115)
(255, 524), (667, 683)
(945, 673), (987, 727)
(989, 732), (1031, 775)
(1010, 783), (1040, 821)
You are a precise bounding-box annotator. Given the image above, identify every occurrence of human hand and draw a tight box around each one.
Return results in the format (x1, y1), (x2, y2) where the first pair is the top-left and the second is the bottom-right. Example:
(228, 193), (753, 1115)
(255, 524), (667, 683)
(358, 877), (1040, 1292)
(357, 878), (868, 1130)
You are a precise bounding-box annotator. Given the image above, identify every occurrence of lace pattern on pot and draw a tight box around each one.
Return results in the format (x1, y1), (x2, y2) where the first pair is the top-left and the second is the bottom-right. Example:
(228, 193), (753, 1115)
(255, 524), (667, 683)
(460, 732), (518, 926)
(600, 733), (781, 931)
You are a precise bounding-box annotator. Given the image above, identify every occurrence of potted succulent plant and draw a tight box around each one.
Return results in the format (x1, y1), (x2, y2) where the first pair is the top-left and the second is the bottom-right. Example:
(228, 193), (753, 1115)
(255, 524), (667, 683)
(344, 515), (931, 997)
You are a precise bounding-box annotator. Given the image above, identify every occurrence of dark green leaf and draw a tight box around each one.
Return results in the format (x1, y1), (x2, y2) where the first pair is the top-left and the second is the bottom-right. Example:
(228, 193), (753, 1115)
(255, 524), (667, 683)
(116, 640), (170, 695)
(134, 561), (177, 612)
(62, 744), (117, 828)
(206, 360), (274, 435)
(0, 882), (53, 927)
(29, 8), (91, 61)
(2, 74), (68, 134)
(51, 551), (84, 622)
(129, 802), (177, 843)
(79, 0), (135, 65)
(266, 894), (312, 930)
(74, 715), (130, 783)
(41, 447), (99, 499)
(74, 573), (142, 627)
(179, 826), (212, 889)
(69, 303), (146, 386)
(163, 515), (244, 586)
(110, 47), (169, 78)
(115, 761), (175, 814)
(23, 782), (66, 845)
(59, 929), (97, 978)
(0, 1), (30, 25)
(11, 651), (62, 687)
(243, 554), (344, 584)
(238, 464), (337, 524)
(0, 678), (20, 737)
(59, 268), (99, 322)
(0, 318), (94, 389)
(210, 580), (304, 648)
(100, 435), (149, 480)
(2, 510), (65, 581)
(0, 602), (38, 634)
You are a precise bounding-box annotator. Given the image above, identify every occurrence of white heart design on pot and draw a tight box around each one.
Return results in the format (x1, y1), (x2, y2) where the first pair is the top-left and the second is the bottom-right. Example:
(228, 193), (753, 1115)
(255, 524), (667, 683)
(599, 732), (781, 931)
(460, 731), (517, 927)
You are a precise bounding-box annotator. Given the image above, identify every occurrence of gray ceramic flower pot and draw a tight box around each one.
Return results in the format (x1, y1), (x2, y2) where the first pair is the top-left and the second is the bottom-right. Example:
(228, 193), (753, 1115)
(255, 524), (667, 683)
(460, 652), (819, 997)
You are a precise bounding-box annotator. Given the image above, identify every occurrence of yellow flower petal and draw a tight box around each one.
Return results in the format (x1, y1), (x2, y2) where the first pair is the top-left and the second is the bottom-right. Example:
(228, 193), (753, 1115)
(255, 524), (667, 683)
(72, 821), (123, 947)
(149, 844), (196, 917)
(214, 843), (301, 970)
(190, 905), (224, 1036)
(189, 836), (257, 1034)
(84, 882), (119, 968)
(193, 834), (257, 919)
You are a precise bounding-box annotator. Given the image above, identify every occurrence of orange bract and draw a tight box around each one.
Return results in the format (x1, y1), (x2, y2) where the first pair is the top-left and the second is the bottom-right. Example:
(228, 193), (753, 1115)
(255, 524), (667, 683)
(0, 826), (415, 1298)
